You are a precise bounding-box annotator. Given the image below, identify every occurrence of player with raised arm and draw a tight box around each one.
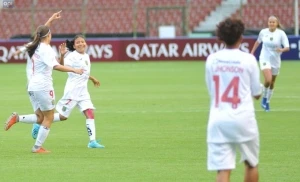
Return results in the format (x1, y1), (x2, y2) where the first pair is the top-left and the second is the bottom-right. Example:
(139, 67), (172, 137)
(6, 11), (67, 136)
(4, 25), (83, 153)
(32, 35), (105, 148)
(206, 18), (262, 182)
(251, 15), (290, 112)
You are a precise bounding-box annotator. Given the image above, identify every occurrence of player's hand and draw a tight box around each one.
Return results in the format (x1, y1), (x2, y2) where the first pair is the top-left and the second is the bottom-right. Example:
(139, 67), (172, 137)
(59, 43), (67, 56)
(74, 68), (84, 75)
(50, 10), (62, 21)
(91, 78), (100, 87)
(275, 48), (283, 53)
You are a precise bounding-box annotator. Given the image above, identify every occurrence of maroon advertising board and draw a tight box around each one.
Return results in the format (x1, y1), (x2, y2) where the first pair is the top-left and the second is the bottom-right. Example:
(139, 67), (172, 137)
(0, 38), (256, 63)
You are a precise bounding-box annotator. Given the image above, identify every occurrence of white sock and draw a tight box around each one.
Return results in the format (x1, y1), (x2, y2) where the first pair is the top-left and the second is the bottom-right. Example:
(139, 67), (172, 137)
(34, 126), (50, 147)
(53, 113), (61, 122)
(267, 88), (273, 103)
(33, 113), (62, 127)
(18, 114), (37, 124)
(263, 86), (268, 98)
(86, 119), (96, 141)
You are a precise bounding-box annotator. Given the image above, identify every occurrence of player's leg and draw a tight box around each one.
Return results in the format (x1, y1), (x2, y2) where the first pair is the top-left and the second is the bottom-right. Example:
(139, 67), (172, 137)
(259, 61), (272, 110)
(244, 161), (258, 182)
(32, 109), (54, 153)
(55, 98), (77, 121)
(207, 142), (236, 182)
(79, 100), (104, 148)
(264, 68), (279, 111)
(239, 136), (259, 182)
(4, 91), (44, 131)
(31, 99), (66, 139)
(217, 170), (231, 182)
(31, 90), (56, 153)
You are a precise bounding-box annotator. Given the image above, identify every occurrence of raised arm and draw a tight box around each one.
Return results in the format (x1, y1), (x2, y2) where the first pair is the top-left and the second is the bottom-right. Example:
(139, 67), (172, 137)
(44, 10), (62, 27)
(58, 42), (68, 65)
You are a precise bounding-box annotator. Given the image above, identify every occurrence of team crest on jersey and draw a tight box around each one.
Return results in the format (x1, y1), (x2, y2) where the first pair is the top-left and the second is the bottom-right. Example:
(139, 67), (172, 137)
(270, 37), (273, 41)
(62, 106), (67, 111)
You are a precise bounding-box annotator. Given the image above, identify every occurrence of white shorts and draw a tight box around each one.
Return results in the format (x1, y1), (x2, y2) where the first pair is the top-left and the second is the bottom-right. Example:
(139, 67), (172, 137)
(259, 61), (280, 75)
(28, 90), (56, 112)
(207, 137), (259, 171)
(56, 99), (95, 118)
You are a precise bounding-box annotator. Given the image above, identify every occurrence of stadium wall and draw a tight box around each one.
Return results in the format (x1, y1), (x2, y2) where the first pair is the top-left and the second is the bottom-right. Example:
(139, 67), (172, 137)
(1, 37), (299, 63)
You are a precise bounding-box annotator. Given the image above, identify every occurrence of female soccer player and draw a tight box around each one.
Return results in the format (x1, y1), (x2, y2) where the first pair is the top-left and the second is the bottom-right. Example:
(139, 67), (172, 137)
(53, 35), (105, 148)
(251, 15), (290, 112)
(206, 18), (262, 182)
(5, 25), (83, 153)
(7, 11), (66, 138)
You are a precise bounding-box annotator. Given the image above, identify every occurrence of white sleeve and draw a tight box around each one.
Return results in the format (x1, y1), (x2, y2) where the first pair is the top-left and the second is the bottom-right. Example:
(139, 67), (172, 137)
(205, 55), (212, 95)
(249, 56), (262, 96)
(19, 46), (27, 53)
(257, 30), (263, 43)
(19, 42), (32, 53)
(281, 31), (290, 48)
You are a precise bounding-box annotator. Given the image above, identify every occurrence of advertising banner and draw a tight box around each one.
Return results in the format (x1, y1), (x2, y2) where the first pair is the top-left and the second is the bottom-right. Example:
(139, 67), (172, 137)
(0, 37), (298, 63)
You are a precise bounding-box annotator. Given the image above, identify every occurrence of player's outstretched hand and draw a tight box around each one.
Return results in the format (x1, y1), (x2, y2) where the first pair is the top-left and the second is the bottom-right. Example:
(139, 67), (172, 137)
(59, 43), (67, 56)
(74, 68), (84, 75)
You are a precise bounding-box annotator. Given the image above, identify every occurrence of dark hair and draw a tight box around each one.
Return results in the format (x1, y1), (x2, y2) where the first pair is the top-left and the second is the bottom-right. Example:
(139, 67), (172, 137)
(66, 34), (86, 52)
(26, 25), (51, 58)
(216, 18), (245, 46)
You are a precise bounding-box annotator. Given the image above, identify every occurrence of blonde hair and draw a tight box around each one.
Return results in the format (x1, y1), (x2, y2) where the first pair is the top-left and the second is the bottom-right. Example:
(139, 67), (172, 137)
(269, 15), (283, 29)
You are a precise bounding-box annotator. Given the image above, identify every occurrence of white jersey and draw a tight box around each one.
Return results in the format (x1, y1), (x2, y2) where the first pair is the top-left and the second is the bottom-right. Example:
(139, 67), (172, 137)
(205, 48), (262, 143)
(63, 51), (91, 100)
(28, 43), (59, 91)
(257, 28), (289, 68)
(19, 42), (32, 82)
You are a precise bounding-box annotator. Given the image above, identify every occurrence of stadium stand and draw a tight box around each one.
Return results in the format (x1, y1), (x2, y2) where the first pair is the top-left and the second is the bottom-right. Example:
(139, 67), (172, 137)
(0, 0), (298, 39)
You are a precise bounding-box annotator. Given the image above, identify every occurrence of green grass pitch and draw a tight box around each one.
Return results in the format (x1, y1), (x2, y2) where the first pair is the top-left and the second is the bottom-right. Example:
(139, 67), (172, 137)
(0, 61), (300, 181)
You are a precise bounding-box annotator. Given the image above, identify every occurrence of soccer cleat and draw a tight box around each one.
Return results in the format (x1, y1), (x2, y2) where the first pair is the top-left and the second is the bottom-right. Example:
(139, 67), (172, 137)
(265, 103), (270, 112)
(88, 140), (105, 148)
(4, 112), (19, 131)
(32, 146), (50, 153)
(31, 123), (41, 139)
(261, 97), (267, 109)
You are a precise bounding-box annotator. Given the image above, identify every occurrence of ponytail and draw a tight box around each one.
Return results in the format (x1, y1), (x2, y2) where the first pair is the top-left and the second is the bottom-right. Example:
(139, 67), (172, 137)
(66, 39), (75, 52)
(26, 25), (50, 58)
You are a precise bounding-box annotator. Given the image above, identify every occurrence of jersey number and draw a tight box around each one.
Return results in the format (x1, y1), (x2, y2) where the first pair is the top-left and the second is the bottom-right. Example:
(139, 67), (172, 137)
(213, 75), (241, 109)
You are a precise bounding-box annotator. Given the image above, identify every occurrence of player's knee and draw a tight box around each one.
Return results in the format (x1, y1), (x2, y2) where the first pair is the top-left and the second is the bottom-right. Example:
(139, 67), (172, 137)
(36, 114), (43, 124)
(264, 80), (272, 87)
(85, 109), (94, 119)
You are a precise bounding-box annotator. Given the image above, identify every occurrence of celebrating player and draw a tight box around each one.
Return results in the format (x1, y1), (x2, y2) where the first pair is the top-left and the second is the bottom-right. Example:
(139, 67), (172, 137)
(7, 11), (66, 135)
(251, 15), (290, 111)
(205, 18), (262, 182)
(32, 35), (105, 149)
(4, 25), (84, 153)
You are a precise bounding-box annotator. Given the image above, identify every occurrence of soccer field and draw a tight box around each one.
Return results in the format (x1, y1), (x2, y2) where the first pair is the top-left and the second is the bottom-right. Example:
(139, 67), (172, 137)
(0, 61), (299, 181)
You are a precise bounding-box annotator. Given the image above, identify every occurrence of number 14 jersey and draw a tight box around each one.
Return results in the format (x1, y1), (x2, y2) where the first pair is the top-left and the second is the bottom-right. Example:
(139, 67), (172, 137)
(205, 48), (262, 143)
